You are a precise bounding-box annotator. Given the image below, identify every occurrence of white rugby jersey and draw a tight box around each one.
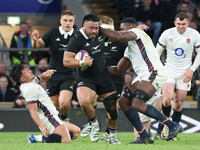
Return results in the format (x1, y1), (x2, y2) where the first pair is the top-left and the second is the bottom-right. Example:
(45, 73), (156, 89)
(156, 27), (200, 76)
(21, 77), (58, 121)
(124, 28), (165, 77)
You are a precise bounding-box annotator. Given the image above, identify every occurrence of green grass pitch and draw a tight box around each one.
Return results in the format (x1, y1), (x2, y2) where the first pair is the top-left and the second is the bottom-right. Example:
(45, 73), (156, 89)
(0, 132), (199, 150)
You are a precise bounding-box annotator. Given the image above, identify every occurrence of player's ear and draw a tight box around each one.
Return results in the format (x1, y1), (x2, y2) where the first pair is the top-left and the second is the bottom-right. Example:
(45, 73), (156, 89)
(83, 23), (86, 29)
(20, 77), (25, 82)
(187, 21), (190, 27)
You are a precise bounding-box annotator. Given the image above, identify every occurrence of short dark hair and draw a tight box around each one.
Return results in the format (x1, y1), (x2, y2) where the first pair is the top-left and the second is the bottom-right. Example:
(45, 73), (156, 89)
(175, 12), (188, 21)
(10, 64), (24, 82)
(61, 10), (76, 18)
(121, 17), (138, 26)
(82, 14), (100, 25)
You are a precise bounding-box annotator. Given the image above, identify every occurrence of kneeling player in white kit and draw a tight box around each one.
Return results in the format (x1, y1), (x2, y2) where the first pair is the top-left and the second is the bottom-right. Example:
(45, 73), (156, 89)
(10, 64), (81, 143)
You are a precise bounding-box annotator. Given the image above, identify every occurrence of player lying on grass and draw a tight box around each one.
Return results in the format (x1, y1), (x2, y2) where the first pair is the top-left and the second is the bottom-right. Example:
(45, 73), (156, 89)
(10, 64), (81, 143)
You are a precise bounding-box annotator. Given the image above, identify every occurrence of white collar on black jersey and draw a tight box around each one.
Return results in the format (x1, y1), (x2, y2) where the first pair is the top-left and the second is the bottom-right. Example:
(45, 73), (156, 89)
(80, 28), (89, 40)
(59, 26), (74, 39)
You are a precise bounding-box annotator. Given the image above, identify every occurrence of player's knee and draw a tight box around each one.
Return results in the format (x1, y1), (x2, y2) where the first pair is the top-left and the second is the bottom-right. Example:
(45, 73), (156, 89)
(131, 89), (149, 110)
(75, 127), (81, 139)
(78, 96), (91, 107)
(122, 87), (133, 102)
(72, 128), (81, 140)
(174, 100), (183, 111)
(163, 98), (171, 106)
(119, 96), (131, 112)
(103, 93), (118, 120)
(60, 102), (71, 110)
(132, 89), (150, 102)
(174, 105), (182, 112)
(71, 125), (81, 140)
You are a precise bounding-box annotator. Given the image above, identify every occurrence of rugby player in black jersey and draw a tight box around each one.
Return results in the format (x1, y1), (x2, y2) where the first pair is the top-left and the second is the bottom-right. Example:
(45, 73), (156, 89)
(63, 14), (121, 144)
(98, 16), (128, 142)
(31, 10), (76, 122)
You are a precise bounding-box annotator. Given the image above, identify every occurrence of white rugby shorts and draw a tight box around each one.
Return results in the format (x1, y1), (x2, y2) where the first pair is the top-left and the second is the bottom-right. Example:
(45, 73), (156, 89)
(166, 73), (191, 91)
(39, 114), (64, 134)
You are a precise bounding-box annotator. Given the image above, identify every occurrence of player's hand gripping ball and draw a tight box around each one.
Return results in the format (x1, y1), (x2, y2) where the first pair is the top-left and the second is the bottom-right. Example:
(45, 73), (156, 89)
(75, 50), (89, 71)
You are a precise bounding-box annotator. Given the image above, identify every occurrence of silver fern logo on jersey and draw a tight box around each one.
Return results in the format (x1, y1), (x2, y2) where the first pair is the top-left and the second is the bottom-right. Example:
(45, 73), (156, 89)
(38, 0), (53, 4)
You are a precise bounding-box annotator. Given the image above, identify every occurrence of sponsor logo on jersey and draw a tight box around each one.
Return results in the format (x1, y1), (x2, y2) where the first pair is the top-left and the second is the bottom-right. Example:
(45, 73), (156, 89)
(111, 46), (117, 52)
(69, 86), (73, 89)
(55, 38), (60, 41)
(78, 81), (84, 87)
(92, 49), (101, 55)
(104, 52), (110, 55)
(59, 44), (68, 47)
(58, 44), (68, 51)
(92, 45), (100, 50)
(187, 38), (191, 44)
(86, 43), (90, 46)
(98, 36), (104, 42)
(169, 38), (173, 42)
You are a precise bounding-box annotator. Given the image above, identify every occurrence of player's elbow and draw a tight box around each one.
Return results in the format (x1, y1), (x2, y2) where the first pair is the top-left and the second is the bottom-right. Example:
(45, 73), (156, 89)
(114, 69), (124, 76)
(63, 57), (74, 68)
(63, 58), (70, 68)
(118, 70), (124, 76)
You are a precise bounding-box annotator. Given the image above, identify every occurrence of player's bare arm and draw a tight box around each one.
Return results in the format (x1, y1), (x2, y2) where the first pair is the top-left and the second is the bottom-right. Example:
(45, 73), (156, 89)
(108, 58), (131, 76)
(38, 69), (56, 83)
(28, 103), (50, 137)
(63, 51), (93, 68)
(31, 30), (45, 48)
(100, 27), (137, 42)
(183, 48), (200, 83)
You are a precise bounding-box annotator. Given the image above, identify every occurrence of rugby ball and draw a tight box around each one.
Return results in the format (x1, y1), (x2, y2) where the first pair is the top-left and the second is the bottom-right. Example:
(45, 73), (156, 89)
(75, 50), (89, 71)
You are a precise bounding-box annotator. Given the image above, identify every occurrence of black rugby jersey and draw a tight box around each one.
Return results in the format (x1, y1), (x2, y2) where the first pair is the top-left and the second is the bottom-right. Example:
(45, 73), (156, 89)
(66, 28), (107, 76)
(42, 27), (76, 74)
(104, 42), (127, 66)
(104, 41), (128, 84)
